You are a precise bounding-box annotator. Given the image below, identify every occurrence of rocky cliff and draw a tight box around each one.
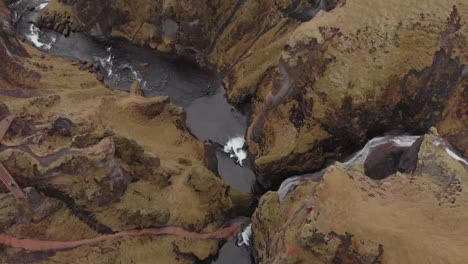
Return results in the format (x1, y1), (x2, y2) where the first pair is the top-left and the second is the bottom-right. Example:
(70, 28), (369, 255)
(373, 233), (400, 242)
(252, 128), (468, 263)
(0, 3), (253, 262)
(242, 1), (467, 188)
(37, 0), (467, 188)
(1, 0), (467, 263)
(0, 0), (37, 87)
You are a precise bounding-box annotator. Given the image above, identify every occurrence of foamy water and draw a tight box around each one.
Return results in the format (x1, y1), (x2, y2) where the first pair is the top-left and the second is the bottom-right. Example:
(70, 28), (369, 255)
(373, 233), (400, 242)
(344, 136), (420, 166)
(278, 135), (421, 201)
(237, 224), (252, 247)
(36, 1), (48, 10)
(224, 137), (248, 166)
(25, 24), (56, 50)
(95, 46), (114, 76)
(433, 139), (468, 166)
(277, 176), (305, 201)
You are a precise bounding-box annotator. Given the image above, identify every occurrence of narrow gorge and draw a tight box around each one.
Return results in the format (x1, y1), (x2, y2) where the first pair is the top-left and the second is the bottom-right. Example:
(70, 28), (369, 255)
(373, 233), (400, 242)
(0, 0), (466, 263)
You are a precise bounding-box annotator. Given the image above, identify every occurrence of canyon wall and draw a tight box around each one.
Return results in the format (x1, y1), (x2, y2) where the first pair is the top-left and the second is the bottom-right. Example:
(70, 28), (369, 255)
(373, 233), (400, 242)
(38, 0), (467, 188)
(1, 1), (467, 262)
(252, 128), (468, 263)
(0, 0), (38, 87)
(0, 3), (254, 261)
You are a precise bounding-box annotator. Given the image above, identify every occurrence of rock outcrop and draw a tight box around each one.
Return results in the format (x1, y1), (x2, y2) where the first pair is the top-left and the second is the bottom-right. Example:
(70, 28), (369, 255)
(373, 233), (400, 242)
(36, 0), (467, 188)
(0, 0), (38, 87)
(245, 1), (467, 188)
(252, 128), (468, 263)
(0, 7), (253, 262)
(2, 0), (467, 263)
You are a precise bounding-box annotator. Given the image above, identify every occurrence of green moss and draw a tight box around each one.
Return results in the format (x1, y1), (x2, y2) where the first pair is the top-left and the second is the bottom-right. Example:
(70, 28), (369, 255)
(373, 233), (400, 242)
(293, 125), (329, 154)
(257, 192), (281, 224)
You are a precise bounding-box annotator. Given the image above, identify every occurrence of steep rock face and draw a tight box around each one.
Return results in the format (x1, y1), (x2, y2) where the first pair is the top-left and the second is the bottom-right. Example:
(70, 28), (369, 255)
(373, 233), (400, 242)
(0, 1), (38, 87)
(252, 128), (468, 263)
(36, 0), (467, 188)
(2, 1), (467, 263)
(37, 0), (263, 57)
(245, 1), (467, 188)
(0, 16), (253, 262)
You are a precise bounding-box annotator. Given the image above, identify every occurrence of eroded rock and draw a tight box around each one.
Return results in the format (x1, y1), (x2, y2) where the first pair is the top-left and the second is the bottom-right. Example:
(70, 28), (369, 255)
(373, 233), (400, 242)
(253, 128), (468, 263)
(246, 2), (468, 188)
(0, 8), (254, 259)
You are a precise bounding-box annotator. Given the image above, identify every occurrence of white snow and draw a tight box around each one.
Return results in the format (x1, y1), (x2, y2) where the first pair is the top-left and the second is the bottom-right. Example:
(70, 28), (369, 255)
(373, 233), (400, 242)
(224, 137), (247, 166)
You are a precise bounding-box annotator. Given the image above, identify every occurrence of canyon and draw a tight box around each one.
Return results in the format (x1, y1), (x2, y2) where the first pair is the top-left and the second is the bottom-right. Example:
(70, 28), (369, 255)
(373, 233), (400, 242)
(0, 0), (467, 263)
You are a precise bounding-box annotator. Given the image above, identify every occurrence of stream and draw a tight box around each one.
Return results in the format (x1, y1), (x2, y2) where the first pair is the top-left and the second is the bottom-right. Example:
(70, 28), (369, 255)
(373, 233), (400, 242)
(10, 0), (255, 263)
(7, 2), (468, 263)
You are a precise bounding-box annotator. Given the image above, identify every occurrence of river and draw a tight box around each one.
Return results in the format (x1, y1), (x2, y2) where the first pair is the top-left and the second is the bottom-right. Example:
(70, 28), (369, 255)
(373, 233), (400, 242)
(9, 0), (255, 263)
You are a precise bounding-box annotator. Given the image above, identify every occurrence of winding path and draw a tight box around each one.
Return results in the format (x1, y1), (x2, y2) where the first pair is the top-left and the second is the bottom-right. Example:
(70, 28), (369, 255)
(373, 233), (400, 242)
(0, 224), (241, 252)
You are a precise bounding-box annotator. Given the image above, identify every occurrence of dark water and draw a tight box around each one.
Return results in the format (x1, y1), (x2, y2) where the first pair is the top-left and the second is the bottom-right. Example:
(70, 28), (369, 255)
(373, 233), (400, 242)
(11, 0), (256, 193)
(10, 0), (254, 263)
(210, 240), (254, 264)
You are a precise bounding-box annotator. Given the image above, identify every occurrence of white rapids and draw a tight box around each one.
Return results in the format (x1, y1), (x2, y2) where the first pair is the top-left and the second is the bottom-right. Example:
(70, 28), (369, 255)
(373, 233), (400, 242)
(224, 137), (248, 166)
(95, 46), (114, 77)
(36, 1), (49, 10)
(25, 24), (56, 50)
(237, 224), (252, 247)
(344, 136), (420, 166)
(278, 135), (421, 201)
(433, 139), (468, 166)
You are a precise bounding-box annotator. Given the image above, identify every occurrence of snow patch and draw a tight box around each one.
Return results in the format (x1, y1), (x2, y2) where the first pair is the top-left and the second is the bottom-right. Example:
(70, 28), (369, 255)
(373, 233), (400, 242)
(224, 137), (247, 166)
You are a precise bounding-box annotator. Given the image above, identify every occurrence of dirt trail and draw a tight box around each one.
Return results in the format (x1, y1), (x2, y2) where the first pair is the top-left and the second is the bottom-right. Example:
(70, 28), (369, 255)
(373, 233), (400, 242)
(0, 223), (241, 252)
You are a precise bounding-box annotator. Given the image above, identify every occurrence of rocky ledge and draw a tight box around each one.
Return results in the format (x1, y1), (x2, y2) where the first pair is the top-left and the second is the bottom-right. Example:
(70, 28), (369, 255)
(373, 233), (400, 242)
(0, 1), (254, 262)
(253, 128), (468, 263)
(1, 0), (467, 263)
(37, 0), (467, 189)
